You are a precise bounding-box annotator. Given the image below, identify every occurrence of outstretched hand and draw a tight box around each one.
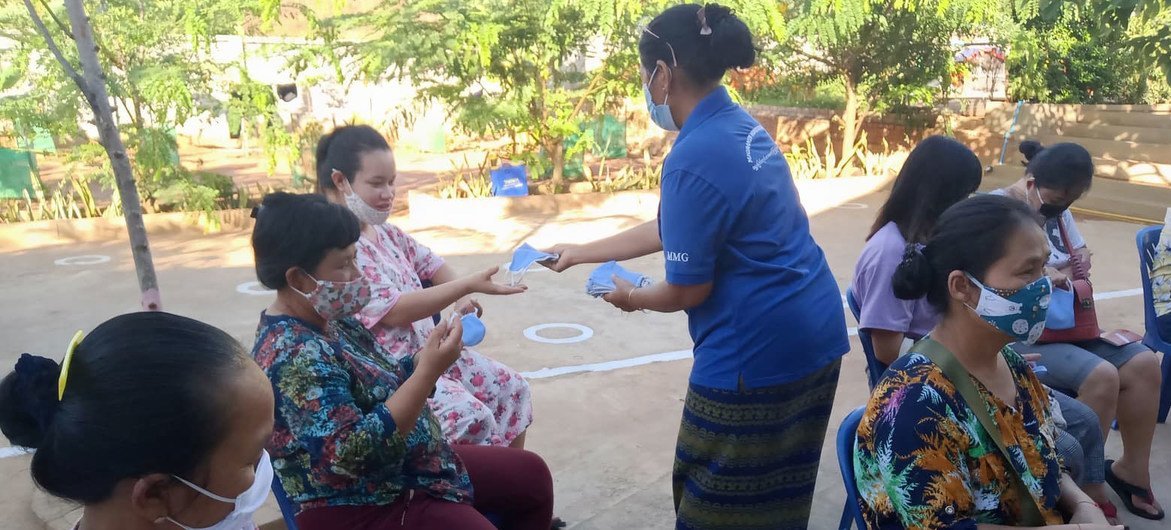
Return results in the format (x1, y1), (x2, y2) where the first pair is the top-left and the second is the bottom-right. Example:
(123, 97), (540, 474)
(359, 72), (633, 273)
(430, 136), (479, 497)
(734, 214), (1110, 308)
(466, 266), (527, 295)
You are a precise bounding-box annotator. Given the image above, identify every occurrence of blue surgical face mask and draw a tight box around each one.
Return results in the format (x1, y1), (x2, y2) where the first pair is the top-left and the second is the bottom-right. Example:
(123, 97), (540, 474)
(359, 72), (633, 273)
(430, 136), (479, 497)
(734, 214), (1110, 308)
(459, 312), (486, 347)
(643, 66), (678, 132)
(965, 273), (1052, 344)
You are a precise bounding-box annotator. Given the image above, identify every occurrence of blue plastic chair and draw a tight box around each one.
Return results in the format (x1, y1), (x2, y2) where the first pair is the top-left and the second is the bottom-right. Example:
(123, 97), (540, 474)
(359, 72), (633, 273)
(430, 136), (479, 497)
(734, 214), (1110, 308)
(271, 475), (300, 530)
(845, 288), (888, 389)
(837, 406), (868, 530)
(1136, 226), (1171, 423)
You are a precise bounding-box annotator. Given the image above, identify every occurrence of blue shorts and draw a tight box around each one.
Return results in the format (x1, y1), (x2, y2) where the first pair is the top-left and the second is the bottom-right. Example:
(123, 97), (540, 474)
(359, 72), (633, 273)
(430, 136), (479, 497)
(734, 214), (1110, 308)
(1013, 339), (1149, 393)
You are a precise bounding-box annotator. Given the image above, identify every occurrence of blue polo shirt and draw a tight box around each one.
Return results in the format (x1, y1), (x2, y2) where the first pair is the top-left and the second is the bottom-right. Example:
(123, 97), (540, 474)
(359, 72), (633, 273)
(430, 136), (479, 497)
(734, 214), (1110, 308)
(659, 87), (849, 390)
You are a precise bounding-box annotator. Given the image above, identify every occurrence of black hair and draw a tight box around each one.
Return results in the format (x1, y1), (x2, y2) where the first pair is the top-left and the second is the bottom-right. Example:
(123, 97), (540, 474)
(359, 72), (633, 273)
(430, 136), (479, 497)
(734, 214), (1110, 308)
(639, 3), (756, 86)
(1020, 140), (1094, 195)
(1019, 140), (1044, 163)
(0, 312), (249, 504)
(315, 125), (391, 192)
(868, 135), (983, 243)
(251, 192), (361, 289)
(892, 195), (1042, 312)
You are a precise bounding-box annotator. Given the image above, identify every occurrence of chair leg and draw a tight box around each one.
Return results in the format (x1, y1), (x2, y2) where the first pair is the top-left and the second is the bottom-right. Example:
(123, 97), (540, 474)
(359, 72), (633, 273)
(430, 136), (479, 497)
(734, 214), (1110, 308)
(1159, 351), (1171, 423)
(839, 501), (854, 530)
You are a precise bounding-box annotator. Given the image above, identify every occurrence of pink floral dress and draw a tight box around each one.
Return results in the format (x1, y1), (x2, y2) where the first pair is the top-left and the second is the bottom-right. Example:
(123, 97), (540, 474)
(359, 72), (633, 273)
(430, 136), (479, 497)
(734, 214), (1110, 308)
(355, 223), (533, 446)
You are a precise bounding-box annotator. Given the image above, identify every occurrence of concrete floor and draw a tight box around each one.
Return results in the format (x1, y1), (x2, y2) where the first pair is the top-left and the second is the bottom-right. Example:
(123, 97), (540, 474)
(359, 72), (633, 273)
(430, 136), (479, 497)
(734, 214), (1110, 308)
(1, 184), (1167, 529)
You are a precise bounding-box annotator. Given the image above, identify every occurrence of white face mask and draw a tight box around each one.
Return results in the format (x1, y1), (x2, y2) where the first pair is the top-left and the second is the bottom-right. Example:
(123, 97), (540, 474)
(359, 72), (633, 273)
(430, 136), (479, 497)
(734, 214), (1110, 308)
(167, 450), (274, 530)
(340, 178), (391, 225)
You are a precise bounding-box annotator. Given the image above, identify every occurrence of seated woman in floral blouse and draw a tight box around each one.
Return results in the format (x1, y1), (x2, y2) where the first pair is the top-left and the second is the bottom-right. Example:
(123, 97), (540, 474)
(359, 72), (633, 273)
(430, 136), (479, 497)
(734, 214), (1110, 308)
(854, 195), (1121, 530)
(249, 192), (554, 530)
(314, 124), (533, 448)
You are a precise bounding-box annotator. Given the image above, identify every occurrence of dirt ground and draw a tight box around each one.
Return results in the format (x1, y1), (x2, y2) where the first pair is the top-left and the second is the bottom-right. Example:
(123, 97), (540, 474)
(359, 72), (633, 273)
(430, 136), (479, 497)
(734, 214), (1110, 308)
(1, 184), (1168, 529)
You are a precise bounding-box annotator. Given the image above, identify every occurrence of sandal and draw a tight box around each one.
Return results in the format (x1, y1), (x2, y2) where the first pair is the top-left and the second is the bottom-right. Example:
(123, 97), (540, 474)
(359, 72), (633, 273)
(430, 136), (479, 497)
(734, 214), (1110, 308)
(1105, 460), (1166, 520)
(551, 516), (567, 529)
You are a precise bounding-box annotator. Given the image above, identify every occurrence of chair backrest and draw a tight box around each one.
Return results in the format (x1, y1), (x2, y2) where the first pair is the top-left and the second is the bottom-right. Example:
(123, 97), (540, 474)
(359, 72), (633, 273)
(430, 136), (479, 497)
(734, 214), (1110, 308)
(845, 288), (886, 389)
(1136, 226), (1166, 349)
(837, 405), (868, 530)
(271, 474), (300, 530)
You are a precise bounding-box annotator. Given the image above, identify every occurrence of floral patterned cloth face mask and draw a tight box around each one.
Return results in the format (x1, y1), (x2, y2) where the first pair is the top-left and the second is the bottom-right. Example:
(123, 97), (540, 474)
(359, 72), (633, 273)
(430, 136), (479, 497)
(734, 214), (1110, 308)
(293, 271), (373, 321)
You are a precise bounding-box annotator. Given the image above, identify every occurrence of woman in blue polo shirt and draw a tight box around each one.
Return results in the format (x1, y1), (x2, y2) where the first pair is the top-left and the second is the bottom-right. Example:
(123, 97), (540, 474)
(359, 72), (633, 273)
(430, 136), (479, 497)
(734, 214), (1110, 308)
(544, 4), (849, 529)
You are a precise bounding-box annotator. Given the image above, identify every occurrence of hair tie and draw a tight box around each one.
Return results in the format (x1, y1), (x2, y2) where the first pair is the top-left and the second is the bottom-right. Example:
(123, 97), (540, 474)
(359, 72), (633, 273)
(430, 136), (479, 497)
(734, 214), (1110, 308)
(14, 353), (62, 435)
(697, 6), (713, 35)
(901, 243), (927, 265)
(58, 331), (83, 401)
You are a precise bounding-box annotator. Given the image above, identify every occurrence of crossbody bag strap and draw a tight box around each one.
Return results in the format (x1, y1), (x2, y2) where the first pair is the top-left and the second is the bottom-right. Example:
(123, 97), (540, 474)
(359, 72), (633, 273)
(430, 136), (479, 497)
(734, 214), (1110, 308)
(1056, 217), (1088, 281)
(910, 339), (1046, 525)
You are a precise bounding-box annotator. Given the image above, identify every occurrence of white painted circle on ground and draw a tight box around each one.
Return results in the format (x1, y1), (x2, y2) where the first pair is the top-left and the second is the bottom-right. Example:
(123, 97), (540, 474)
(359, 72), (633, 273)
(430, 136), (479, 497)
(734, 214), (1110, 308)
(835, 202), (868, 210)
(236, 281), (275, 296)
(523, 323), (594, 345)
(54, 255), (111, 266)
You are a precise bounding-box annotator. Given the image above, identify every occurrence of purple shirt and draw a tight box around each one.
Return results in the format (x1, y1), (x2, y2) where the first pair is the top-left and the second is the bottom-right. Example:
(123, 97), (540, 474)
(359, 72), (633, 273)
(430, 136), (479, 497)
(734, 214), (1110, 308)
(850, 222), (939, 338)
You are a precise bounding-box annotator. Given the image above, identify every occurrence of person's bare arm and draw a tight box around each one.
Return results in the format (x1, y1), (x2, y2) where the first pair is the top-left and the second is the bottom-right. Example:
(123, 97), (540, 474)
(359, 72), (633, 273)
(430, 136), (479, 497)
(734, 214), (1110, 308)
(605, 278), (711, 313)
(543, 221), (662, 272)
(868, 329), (905, 366)
(378, 267), (524, 327)
(974, 474), (1117, 529)
(428, 263), (460, 286)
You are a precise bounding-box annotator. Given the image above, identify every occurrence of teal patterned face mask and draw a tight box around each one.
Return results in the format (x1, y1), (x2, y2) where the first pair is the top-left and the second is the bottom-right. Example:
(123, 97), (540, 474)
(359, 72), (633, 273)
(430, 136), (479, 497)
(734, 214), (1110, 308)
(965, 273), (1052, 344)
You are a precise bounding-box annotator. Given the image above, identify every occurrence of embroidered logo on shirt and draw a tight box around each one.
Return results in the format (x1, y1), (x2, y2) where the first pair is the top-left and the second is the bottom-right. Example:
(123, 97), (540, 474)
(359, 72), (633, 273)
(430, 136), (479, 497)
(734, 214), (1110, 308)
(744, 125), (781, 172)
(666, 251), (690, 263)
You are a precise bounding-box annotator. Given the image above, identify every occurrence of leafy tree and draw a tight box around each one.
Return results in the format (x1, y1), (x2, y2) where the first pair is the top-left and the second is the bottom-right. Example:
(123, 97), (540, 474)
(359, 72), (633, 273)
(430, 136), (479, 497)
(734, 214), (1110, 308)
(297, 0), (783, 190)
(5, 0), (275, 309)
(19, 0), (164, 309)
(1009, 0), (1170, 103)
(777, 0), (1006, 173)
(0, 1), (290, 209)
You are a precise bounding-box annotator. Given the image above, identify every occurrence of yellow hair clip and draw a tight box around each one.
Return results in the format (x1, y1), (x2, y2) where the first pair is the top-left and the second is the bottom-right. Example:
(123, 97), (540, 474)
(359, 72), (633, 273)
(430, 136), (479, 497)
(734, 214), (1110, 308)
(58, 330), (84, 401)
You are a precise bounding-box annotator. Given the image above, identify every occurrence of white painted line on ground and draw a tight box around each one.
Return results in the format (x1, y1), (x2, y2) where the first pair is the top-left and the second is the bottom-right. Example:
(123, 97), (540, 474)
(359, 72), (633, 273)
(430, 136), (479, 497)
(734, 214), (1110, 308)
(523, 349), (694, 379)
(1093, 288), (1143, 301)
(528, 287), (1144, 381)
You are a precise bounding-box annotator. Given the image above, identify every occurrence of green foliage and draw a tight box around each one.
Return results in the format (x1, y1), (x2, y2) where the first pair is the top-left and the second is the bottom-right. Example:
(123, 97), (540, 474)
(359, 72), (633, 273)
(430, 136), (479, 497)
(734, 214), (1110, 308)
(744, 79), (846, 109)
(782, 0), (1005, 112)
(784, 133), (904, 179)
(437, 155), (496, 199)
(1009, 1), (1171, 103)
(301, 1), (782, 186)
(775, 0), (1006, 176)
(0, 0), (292, 221)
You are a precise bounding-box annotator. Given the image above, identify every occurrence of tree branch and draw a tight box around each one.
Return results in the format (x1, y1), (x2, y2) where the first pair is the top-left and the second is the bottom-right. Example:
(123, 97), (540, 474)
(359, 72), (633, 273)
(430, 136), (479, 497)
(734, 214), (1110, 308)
(22, 0), (88, 96)
(37, 0), (73, 38)
(782, 44), (837, 69)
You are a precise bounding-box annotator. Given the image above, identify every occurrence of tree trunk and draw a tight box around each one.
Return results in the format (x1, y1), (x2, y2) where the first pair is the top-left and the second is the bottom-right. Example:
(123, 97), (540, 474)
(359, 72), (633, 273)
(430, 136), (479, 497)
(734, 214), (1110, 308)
(839, 75), (861, 177)
(549, 139), (565, 193)
(63, 0), (161, 310)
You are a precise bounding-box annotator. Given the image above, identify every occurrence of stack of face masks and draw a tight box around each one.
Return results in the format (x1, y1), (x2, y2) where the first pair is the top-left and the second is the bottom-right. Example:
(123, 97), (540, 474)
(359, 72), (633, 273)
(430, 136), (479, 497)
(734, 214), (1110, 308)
(586, 261), (652, 298)
(507, 243), (559, 286)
